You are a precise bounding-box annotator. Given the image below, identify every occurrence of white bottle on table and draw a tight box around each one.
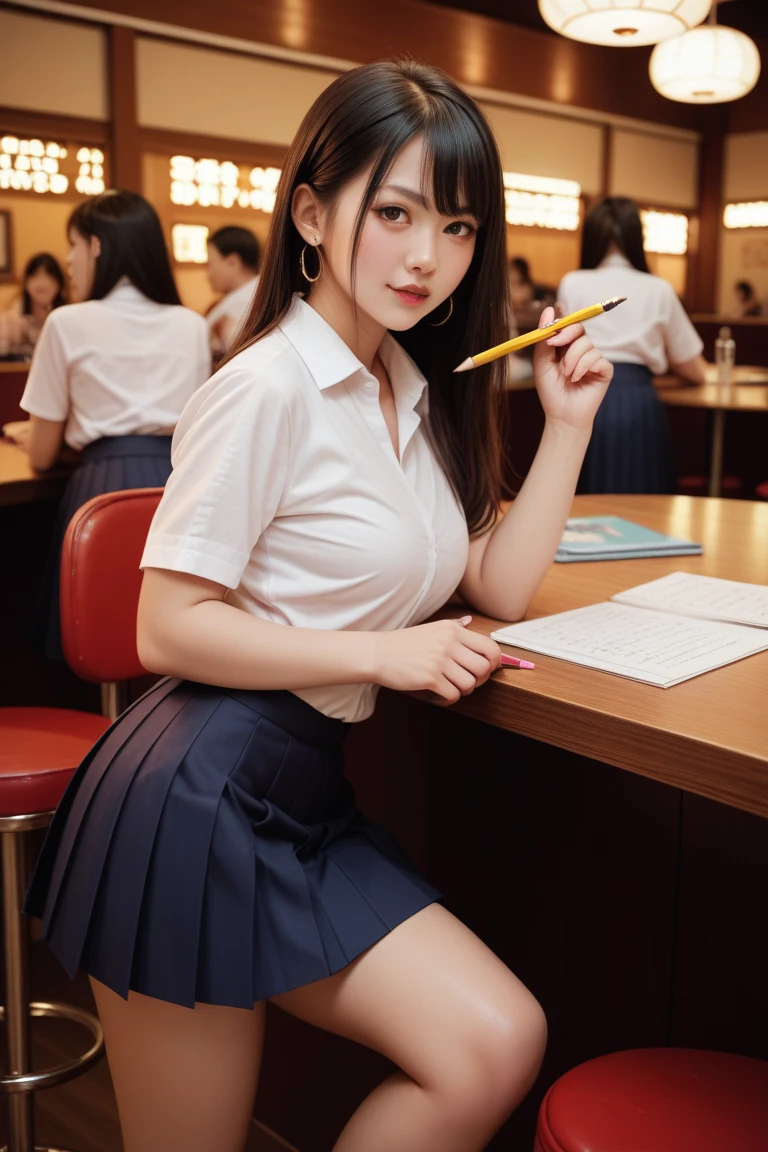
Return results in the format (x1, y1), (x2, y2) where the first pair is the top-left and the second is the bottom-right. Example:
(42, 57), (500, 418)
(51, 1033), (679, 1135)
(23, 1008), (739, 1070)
(715, 325), (736, 387)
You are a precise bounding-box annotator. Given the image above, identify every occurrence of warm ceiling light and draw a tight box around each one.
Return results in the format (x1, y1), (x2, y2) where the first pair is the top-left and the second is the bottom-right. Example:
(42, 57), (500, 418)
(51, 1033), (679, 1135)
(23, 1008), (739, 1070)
(538, 0), (712, 47)
(650, 24), (761, 103)
(723, 202), (768, 229)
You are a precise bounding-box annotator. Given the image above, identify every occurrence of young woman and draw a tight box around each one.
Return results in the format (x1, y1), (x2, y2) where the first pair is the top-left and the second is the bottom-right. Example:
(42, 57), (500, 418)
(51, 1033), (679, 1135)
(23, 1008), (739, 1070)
(558, 196), (706, 494)
(2, 190), (210, 660)
(0, 252), (67, 351)
(25, 61), (612, 1152)
(205, 224), (261, 357)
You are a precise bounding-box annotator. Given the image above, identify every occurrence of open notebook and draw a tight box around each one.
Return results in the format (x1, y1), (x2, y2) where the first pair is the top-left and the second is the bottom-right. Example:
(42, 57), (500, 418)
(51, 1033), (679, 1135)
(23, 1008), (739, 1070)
(491, 572), (768, 688)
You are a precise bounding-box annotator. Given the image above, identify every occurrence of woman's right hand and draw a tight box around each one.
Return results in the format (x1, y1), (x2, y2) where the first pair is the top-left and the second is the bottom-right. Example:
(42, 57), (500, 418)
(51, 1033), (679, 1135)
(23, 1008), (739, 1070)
(371, 616), (502, 704)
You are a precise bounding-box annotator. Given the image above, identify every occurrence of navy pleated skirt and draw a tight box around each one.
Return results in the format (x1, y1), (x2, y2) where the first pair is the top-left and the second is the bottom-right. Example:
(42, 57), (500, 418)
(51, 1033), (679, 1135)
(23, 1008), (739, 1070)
(25, 677), (440, 1009)
(31, 435), (173, 661)
(578, 363), (675, 495)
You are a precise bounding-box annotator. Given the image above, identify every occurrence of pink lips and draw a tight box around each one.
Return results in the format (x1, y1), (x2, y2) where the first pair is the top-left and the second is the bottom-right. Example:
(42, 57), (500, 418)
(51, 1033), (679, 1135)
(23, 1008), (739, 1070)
(391, 286), (430, 306)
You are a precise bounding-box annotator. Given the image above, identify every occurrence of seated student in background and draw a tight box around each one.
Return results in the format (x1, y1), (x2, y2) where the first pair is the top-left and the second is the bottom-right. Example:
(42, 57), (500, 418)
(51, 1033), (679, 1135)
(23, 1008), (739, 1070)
(205, 225), (260, 357)
(732, 280), (763, 318)
(0, 252), (67, 351)
(1, 189), (210, 660)
(558, 196), (706, 495)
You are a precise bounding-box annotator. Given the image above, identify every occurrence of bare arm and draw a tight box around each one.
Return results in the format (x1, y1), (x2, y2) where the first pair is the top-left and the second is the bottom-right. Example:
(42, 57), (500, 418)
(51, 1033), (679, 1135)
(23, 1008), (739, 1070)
(459, 307), (613, 623)
(669, 353), (707, 386)
(137, 567), (503, 702)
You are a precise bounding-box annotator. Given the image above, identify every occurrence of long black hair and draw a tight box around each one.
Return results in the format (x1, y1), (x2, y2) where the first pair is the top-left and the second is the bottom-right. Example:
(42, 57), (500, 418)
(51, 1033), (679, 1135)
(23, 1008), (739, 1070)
(68, 190), (181, 305)
(22, 252), (67, 314)
(229, 58), (511, 536)
(580, 196), (649, 274)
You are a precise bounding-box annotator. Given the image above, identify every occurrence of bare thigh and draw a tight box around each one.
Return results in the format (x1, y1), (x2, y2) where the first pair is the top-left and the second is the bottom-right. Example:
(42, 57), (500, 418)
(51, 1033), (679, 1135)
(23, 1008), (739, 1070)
(271, 903), (547, 1126)
(91, 978), (265, 1152)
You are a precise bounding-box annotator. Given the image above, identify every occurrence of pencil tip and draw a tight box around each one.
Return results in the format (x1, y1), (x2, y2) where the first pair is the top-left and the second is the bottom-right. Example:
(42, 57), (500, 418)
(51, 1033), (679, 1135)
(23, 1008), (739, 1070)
(604, 296), (627, 311)
(453, 357), (474, 373)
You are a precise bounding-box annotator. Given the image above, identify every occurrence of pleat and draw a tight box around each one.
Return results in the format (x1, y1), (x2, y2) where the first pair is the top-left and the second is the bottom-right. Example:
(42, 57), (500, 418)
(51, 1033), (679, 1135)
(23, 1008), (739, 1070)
(579, 364), (675, 495)
(36, 678), (184, 936)
(29, 682), (443, 1009)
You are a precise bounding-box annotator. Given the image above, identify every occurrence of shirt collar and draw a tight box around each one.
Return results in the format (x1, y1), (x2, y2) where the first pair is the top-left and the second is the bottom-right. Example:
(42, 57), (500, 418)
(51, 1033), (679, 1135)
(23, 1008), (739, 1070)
(599, 252), (634, 270)
(278, 295), (429, 411)
(103, 277), (152, 304)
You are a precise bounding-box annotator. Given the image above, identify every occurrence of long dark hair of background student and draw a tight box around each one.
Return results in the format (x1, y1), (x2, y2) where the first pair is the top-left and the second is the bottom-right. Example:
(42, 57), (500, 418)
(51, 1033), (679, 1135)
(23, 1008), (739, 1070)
(68, 190), (182, 305)
(229, 58), (513, 536)
(580, 196), (649, 274)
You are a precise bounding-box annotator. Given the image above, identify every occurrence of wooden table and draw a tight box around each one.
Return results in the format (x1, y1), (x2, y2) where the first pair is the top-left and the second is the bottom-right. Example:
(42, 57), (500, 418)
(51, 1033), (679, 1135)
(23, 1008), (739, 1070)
(0, 441), (69, 506)
(458, 494), (768, 819)
(655, 365), (768, 497)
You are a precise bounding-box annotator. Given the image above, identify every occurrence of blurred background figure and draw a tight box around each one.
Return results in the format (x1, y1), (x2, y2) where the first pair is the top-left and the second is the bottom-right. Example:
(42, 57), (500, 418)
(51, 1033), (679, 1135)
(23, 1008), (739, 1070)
(2, 189), (210, 660)
(205, 224), (261, 358)
(558, 196), (707, 495)
(732, 279), (763, 318)
(0, 252), (67, 353)
(508, 256), (556, 333)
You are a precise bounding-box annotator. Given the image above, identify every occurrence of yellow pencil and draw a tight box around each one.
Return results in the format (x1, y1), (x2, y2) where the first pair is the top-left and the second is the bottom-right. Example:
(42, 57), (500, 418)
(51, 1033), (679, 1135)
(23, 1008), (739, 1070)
(453, 296), (627, 372)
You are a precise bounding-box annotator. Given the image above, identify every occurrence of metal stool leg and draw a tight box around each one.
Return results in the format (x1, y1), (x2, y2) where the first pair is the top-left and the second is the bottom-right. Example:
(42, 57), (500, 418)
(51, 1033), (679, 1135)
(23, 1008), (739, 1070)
(0, 818), (104, 1152)
(2, 830), (35, 1152)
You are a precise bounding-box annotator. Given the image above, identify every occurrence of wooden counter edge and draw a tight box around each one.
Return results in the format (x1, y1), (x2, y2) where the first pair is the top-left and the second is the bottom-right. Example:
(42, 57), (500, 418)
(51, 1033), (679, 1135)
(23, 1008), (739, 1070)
(450, 676), (768, 821)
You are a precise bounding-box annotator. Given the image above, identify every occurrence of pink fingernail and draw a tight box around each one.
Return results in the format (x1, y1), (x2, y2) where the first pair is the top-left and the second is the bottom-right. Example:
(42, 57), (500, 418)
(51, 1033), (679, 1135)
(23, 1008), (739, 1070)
(459, 615), (472, 625)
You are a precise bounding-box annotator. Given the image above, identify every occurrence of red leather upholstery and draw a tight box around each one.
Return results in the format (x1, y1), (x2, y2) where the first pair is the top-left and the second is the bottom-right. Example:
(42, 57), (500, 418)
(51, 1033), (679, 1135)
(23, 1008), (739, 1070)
(677, 475), (743, 495)
(59, 487), (163, 683)
(535, 1048), (768, 1152)
(0, 708), (110, 816)
(756, 481), (768, 500)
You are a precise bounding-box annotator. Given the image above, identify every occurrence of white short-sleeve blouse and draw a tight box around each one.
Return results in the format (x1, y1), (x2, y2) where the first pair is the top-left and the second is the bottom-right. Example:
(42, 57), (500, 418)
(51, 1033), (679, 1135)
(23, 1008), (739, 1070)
(141, 296), (470, 723)
(20, 280), (210, 449)
(557, 252), (703, 376)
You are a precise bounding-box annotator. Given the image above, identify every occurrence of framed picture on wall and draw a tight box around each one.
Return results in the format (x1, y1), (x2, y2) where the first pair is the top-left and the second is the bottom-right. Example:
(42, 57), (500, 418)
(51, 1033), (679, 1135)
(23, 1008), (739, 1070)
(0, 209), (11, 275)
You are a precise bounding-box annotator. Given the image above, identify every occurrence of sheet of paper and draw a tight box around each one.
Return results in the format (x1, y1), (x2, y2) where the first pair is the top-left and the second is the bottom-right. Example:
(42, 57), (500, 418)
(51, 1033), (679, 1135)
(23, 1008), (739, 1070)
(611, 572), (768, 629)
(491, 602), (768, 687)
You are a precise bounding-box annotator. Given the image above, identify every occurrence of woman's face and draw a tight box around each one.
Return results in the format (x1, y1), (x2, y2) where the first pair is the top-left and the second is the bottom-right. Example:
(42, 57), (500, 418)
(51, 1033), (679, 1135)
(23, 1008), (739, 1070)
(66, 229), (100, 301)
(25, 268), (60, 310)
(314, 135), (479, 331)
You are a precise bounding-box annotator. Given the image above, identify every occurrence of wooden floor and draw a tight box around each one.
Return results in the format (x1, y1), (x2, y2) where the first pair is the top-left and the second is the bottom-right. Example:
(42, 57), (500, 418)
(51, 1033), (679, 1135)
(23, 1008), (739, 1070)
(0, 942), (297, 1152)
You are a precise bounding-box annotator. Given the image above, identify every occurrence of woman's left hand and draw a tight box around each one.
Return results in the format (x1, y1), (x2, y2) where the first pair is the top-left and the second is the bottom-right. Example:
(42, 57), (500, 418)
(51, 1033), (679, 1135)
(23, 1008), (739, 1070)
(532, 306), (613, 431)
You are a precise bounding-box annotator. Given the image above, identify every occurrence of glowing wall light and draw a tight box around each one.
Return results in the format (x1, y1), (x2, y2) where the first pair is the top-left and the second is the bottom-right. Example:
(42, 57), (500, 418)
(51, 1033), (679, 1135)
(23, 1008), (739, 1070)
(0, 135), (69, 194)
(170, 156), (281, 212)
(172, 223), (210, 263)
(723, 202), (768, 230)
(503, 172), (581, 231)
(641, 209), (689, 254)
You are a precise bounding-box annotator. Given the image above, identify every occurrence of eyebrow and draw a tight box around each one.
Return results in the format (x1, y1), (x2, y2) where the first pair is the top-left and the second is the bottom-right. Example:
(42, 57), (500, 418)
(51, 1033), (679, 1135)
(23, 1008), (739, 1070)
(379, 183), (476, 219)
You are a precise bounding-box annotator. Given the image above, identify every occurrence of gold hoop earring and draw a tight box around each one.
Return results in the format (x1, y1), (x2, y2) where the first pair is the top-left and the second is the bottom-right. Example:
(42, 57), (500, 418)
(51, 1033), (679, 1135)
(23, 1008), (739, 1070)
(429, 295), (453, 327)
(300, 242), (323, 284)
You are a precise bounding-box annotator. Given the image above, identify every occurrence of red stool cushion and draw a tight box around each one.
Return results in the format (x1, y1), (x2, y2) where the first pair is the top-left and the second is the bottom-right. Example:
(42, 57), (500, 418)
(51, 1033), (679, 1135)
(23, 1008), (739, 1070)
(535, 1048), (768, 1152)
(0, 708), (110, 817)
(756, 481), (768, 500)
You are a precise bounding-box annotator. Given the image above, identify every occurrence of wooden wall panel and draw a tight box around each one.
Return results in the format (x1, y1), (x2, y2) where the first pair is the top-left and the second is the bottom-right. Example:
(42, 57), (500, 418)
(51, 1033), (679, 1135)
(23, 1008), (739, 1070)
(0, 8), (108, 121)
(108, 26), (142, 192)
(49, 0), (711, 132)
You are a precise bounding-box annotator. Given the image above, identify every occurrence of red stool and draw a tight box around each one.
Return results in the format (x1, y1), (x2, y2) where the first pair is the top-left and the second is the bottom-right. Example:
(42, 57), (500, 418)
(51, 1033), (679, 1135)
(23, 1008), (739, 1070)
(535, 1048), (768, 1152)
(0, 488), (163, 1152)
(677, 474), (743, 496)
(756, 481), (768, 500)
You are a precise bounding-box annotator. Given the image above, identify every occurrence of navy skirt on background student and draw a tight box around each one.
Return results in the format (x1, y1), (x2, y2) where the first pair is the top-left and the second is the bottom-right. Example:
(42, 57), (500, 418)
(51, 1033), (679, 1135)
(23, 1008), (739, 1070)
(25, 677), (440, 1008)
(578, 363), (675, 495)
(31, 434), (173, 662)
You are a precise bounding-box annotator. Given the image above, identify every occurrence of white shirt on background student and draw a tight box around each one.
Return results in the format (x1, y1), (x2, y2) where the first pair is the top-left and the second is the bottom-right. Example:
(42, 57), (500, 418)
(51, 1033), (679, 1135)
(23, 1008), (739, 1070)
(205, 276), (259, 352)
(20, 278), (210, 450)
(141, 295), (469, 724)
(558, 251), (703, 376)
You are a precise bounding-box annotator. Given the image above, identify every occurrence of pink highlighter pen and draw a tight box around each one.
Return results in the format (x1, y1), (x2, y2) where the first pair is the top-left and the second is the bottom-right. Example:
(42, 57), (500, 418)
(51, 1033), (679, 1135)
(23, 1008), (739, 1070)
(500, 653), (535, 670)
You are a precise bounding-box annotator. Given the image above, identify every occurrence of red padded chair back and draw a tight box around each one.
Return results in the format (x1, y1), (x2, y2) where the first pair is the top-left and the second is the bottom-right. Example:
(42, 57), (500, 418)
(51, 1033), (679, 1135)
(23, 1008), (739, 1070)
(59, 487), (163, 683)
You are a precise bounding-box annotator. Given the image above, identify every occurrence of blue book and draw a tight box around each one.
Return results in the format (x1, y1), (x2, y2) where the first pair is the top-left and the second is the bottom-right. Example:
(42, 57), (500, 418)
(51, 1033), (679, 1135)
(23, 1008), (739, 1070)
(555, 516), (702, 563)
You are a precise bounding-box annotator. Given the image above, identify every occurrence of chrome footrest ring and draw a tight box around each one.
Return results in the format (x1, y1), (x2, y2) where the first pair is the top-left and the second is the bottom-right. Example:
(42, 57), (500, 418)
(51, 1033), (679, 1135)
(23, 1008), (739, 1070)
(0, 1001), (104, 1093)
